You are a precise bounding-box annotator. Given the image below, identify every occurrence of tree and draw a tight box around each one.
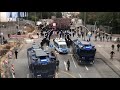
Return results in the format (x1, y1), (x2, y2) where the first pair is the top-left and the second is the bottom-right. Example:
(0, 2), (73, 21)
(56, 12), (62, 18)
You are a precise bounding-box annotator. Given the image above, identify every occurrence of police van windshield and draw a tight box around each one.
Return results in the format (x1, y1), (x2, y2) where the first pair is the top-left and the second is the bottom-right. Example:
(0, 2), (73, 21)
(59, 45), (67, 49)
(34, 64), (50, 71)
(80, 50), (95, 56)
(39, 56), (47, 59)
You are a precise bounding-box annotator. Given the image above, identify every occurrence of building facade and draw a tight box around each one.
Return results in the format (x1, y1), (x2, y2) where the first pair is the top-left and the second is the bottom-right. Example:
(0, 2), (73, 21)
(0, 12), (27, 22)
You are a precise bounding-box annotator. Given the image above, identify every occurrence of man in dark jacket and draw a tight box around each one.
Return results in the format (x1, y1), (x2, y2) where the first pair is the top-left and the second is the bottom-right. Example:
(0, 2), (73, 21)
(15, 50), (18, 59)
(67, 59), (70, 71)
(117, 44), (120, 51)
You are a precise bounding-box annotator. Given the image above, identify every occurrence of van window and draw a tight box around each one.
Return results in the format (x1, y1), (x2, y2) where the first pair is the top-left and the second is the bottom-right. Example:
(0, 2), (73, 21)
(59, 45), (67, 49)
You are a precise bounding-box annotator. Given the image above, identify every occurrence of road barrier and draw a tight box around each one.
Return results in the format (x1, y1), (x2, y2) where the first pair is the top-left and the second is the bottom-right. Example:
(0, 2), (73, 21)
(11, 64), (15, 78)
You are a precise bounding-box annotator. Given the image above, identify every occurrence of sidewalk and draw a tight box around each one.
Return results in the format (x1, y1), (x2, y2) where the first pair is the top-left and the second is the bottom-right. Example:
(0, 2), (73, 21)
(91, 34), (120, 68)
(0, 23), (37, 78)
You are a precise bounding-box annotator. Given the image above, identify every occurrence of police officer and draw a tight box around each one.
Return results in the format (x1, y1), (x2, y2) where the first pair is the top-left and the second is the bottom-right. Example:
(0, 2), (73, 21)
(67, 59), (70, 71)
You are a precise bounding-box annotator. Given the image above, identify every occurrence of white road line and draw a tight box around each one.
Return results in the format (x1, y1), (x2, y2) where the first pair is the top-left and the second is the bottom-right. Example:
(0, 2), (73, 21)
(71, 55), (77, 68)
(85, 66), (89, 70)
(12, 73), (15, 78)
(98, 45), (102, 47)
(69, 48), (72, 53)
(78, 73), (82, 78)
(64, 61), (67, 71)
(55, 72), (58, 78)
(27, 74), (29, 78)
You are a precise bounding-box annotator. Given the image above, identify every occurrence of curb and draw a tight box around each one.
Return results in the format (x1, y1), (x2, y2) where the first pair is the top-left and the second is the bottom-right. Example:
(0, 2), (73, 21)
(97, 52), (120, 77)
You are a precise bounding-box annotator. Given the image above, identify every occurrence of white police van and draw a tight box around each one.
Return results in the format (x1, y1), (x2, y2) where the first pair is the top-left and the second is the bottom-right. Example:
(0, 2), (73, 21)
(53, 38), (68, 54)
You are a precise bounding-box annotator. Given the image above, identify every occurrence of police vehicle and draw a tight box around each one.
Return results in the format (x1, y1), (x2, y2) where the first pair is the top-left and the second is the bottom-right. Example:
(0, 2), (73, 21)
(27, 46), (56, 78)
(53, 38), (68, 54)
(72, 39), (96, 64)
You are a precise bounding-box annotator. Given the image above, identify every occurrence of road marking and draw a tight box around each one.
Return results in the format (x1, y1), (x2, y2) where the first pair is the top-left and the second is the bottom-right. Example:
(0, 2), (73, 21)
(64, 61), (68, 71)
(55, 72), (58, 78)
(78, 73), (82, 78)
(27, 74), (29, 78)
(85, 66), (89, 70)
(12, 73), (15, 78)
(69, 48), (72, 53)
(71, 55), (77, 68)
(61, 70), (76, 78)
(98, 45), (102, 47)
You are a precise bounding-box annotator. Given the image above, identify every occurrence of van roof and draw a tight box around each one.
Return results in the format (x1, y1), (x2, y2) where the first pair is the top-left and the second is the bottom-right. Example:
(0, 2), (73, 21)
(34, 49), (47, 57)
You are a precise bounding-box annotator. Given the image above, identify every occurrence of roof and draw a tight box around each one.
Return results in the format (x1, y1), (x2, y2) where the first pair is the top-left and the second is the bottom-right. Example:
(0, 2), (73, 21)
(58, 42), (67, 45)
(80, 41), (91, 45)
(55, 38), (65, 42)
(54, 38), (66, 45)
(34, 49), (48, 57)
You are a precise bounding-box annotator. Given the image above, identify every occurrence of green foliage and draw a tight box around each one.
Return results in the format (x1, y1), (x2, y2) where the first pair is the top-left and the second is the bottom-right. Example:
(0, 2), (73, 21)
(56, 12), (62, 18)
(28, 12), (57, 20)
(79, 12), (120, 34)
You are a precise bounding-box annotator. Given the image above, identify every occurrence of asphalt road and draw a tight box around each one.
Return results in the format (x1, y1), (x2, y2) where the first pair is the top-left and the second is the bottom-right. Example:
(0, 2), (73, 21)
(12, 33), (120, 78)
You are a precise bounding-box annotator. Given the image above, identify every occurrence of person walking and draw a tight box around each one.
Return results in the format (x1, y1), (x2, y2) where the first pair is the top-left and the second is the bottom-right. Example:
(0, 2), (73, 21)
(110, 50), (115, 59)
(15, 49), (18, 59)
(110, 35), (112, 41)
(67, 59), (70, 71)
(37, 32), (39, 38)
(56, 60), (60, 71)
(117, 44), (120, 51)
(111, 44), (115, 50)
(72, 32), (75, 37)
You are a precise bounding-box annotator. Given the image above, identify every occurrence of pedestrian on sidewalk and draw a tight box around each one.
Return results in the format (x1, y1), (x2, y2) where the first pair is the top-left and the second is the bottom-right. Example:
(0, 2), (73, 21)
(117, 44), (120, 51)
(110, 50), (115, 59)
(111, 44), (115, 50)
(15, 49), (18, 59)
(56, 60), (60, 71)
